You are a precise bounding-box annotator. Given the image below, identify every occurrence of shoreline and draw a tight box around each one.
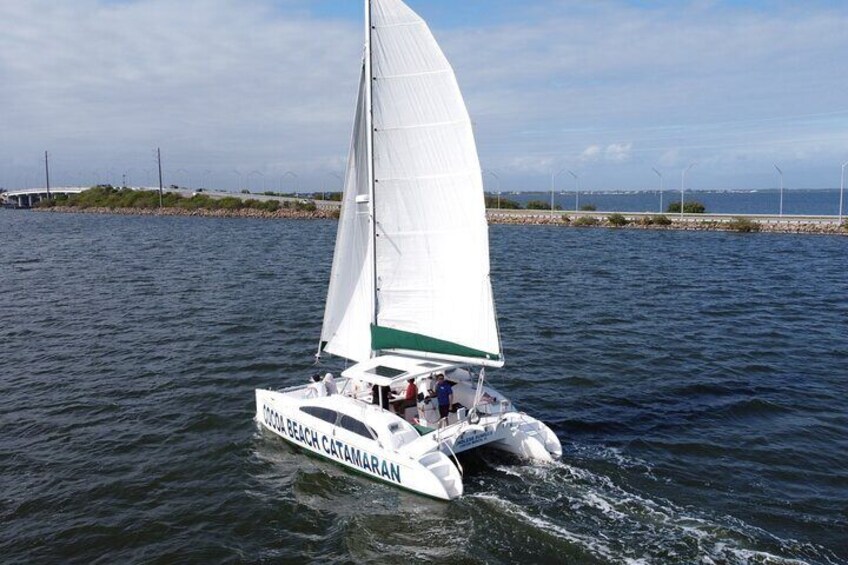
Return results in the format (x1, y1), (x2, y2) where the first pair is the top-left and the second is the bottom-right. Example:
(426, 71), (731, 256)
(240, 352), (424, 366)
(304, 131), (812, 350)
(28, 206), (848, 235)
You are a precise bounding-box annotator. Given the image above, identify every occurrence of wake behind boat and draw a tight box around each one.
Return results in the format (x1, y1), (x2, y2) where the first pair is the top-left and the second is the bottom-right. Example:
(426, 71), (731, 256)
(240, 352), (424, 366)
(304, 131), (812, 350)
(255, 0), (561, 500)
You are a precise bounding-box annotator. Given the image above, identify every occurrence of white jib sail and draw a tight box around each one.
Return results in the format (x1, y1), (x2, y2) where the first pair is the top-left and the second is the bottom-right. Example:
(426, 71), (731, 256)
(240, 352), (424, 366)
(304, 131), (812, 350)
(321, 0), (501, 364)
(320, 66), (374, 362)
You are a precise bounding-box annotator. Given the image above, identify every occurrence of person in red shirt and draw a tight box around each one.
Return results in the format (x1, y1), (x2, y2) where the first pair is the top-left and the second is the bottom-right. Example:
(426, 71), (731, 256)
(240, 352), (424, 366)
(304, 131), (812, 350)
(392, 378), (418, 416)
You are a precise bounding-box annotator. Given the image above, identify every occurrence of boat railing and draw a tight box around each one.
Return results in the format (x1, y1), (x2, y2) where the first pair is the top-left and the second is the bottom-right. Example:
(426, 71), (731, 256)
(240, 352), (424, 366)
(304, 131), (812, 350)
(434, 419), (464, 476)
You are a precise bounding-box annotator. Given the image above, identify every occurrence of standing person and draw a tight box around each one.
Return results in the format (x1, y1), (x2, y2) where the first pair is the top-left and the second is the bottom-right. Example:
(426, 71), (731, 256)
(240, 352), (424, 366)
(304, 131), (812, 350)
(434, 374), (453, 421)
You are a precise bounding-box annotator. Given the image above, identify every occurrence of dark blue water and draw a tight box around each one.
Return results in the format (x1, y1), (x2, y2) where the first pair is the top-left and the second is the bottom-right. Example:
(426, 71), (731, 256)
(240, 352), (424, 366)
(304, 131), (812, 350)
(1, 210), (846, 563)
(504, 188), (845, 215)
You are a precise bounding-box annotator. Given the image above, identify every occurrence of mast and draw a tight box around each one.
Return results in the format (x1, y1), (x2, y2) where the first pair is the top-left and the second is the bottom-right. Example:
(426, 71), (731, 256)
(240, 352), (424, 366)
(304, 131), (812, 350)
(365, 0), (378, 346)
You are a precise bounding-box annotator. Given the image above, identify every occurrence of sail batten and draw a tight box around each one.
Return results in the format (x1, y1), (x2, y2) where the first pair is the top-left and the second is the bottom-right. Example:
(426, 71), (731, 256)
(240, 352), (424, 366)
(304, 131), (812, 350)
(320, 0), (501, 365)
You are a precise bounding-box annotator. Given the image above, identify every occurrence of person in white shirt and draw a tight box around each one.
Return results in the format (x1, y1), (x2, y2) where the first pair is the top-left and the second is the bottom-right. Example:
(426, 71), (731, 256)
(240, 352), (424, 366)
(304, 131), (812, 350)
(323, 372), (338, 395)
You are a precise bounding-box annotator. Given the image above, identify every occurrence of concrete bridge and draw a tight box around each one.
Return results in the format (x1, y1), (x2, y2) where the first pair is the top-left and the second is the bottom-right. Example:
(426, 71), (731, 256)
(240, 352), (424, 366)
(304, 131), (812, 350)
(1, 186), (89, 208)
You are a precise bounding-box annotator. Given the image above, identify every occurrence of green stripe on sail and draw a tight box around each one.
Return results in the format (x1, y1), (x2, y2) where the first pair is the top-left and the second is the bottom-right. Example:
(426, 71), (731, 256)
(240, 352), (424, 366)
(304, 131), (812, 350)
(371, 324), (500, 361)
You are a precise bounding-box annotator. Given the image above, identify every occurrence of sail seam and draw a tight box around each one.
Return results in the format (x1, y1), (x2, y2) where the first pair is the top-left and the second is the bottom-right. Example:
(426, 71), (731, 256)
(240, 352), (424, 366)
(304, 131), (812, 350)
(374, 171), (473, 183)
(375, 119), (467, 132)
(375, 69), (450, 80)
(373, 21), (425, 30)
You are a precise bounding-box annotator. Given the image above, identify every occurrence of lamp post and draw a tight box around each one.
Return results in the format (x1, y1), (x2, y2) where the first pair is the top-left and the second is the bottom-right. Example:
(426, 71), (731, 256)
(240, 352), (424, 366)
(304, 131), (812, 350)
(680, 163), (695, 219)
(484, 170), (500, 209)
(247, 170), (263, 193)
(176, 168), (191, 190)
(551, 168), (566, 215)
(282, 170), (298, 196)
(652, 167), (663, 213)
(774, 164), (784, 216)
(840, 160), (848, 224)
(327, 171), (343, 201)
(568, 170), (579, 212)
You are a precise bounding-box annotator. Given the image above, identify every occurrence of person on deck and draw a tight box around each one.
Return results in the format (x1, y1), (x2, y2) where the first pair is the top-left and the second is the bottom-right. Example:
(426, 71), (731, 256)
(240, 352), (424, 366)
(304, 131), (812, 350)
(308, 373), (327, 398)
(392, 378), (418, 415)
(434, 373), (453, 420)
(323, 372), (338, 395)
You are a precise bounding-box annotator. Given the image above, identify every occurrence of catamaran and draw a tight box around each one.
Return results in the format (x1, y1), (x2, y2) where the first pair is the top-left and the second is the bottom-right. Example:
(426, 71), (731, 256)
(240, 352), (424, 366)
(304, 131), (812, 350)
(255, 0), (561, 500)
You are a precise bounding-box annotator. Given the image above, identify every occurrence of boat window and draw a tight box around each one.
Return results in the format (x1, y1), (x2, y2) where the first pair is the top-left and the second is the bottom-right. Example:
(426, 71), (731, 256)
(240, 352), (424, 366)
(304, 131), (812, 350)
(300, 406), (338, 425)
(419, 362), (441, 368)
(338, 414), (376, 440)
(367, 366), (406, 378)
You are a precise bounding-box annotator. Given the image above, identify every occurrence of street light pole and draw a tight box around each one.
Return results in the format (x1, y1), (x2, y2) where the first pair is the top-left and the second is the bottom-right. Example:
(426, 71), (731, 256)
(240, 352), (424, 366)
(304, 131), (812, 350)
(774, 164), (784, 216)
(550, 168), (566, 215)
(681, 163), (694, 219)
(156, 148), (164, 208)
(44, 151), (51, 199)
(840, 160), (848, 224)
(283, 171), (298, 196)
(652, 167), (663, 213)
(568, 170), (579, 212)
(484, 170), (500, 209)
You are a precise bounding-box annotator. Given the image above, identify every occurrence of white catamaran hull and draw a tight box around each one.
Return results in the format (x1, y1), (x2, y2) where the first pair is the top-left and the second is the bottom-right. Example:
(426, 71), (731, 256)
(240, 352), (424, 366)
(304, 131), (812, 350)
(255, 364), (562, 501)
(256, 388), (464, 500)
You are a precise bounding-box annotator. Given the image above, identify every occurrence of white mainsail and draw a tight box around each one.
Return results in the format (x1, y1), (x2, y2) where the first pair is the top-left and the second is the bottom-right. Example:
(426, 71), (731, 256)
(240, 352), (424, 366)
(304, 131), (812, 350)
(320, 0), (501, 365)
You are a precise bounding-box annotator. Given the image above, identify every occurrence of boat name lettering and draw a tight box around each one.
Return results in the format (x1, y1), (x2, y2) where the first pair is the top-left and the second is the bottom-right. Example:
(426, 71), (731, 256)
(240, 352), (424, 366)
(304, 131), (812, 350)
(454, 429), (494, 450)
(262, 404), (401, 484)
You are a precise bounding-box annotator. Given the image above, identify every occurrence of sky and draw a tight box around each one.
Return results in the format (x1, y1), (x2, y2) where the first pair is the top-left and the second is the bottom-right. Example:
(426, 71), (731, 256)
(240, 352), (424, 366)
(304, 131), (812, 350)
(1, 0), (847, 193)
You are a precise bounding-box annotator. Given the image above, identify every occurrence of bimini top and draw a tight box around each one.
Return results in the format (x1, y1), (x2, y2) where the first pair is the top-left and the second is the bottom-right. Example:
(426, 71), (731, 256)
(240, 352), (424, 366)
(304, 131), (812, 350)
(340, 355), (458, 387)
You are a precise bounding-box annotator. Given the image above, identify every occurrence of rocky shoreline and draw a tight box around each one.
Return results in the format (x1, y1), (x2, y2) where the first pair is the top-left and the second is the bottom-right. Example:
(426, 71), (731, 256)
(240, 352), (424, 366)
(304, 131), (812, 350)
(31, 205), (847, 235)
(34, 205), (337, 220)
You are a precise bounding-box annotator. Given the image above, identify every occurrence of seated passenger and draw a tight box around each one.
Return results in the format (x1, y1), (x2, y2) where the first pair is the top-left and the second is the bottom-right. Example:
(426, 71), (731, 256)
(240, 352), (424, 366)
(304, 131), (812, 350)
(323, 372), (338, 395)
(391, 378), (418, 416)
(308, 373), (327, 398)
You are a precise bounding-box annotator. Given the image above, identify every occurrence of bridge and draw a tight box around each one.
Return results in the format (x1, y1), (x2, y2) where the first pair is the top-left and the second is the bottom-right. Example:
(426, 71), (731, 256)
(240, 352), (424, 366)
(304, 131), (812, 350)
(1, 186), (89, 208)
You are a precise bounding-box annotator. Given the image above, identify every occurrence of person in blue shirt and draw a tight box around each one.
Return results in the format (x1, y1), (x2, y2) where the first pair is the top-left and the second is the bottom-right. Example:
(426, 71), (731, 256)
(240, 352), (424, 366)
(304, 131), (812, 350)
(434, 373), (453, 421)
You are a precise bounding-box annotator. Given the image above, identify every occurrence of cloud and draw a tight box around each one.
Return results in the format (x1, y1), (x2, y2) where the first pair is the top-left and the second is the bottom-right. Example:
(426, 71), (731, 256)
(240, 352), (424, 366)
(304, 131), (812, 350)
(1, 0), (847, 190)
(605, 143), (632, 163)
(580, 145), (601, 162)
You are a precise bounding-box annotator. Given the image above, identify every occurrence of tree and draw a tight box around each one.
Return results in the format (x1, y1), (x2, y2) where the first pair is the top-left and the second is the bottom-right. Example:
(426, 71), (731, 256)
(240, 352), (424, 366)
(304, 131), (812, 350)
(667, 201), (706, 214)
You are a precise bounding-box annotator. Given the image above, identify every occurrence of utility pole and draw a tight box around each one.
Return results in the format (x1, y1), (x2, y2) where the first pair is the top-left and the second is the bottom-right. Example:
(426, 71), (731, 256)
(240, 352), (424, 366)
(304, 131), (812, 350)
(44, 151), (51, 199)
(157, 147), (164, 208)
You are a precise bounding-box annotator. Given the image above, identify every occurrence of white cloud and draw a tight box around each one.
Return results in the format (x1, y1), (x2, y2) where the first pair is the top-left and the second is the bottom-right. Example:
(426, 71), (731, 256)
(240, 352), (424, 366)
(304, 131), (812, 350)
(580, 145), (601, 162)
(605, 143), (632, 163)
(2, 0), (847, 190)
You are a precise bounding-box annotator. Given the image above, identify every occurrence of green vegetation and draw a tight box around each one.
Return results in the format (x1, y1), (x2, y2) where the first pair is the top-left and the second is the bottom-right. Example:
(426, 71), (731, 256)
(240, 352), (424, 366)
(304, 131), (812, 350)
(726, 217), (761, 232)
(526, 200), (560, 210)
(667, 200), (706, 214)
(34, 186), (311, 214)
(484, 195), (521, 209)
(572, 216), (599, 227)
(580, 203), (597, 211)
(607, 213), (628, 227)
(295, 200), (317, 212)
(638, 214), (672, 226)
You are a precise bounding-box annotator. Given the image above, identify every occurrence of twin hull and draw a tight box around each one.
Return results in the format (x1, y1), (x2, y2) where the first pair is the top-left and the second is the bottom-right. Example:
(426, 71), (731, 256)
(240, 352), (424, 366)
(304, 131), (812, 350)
(255, 387), (561, 500)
